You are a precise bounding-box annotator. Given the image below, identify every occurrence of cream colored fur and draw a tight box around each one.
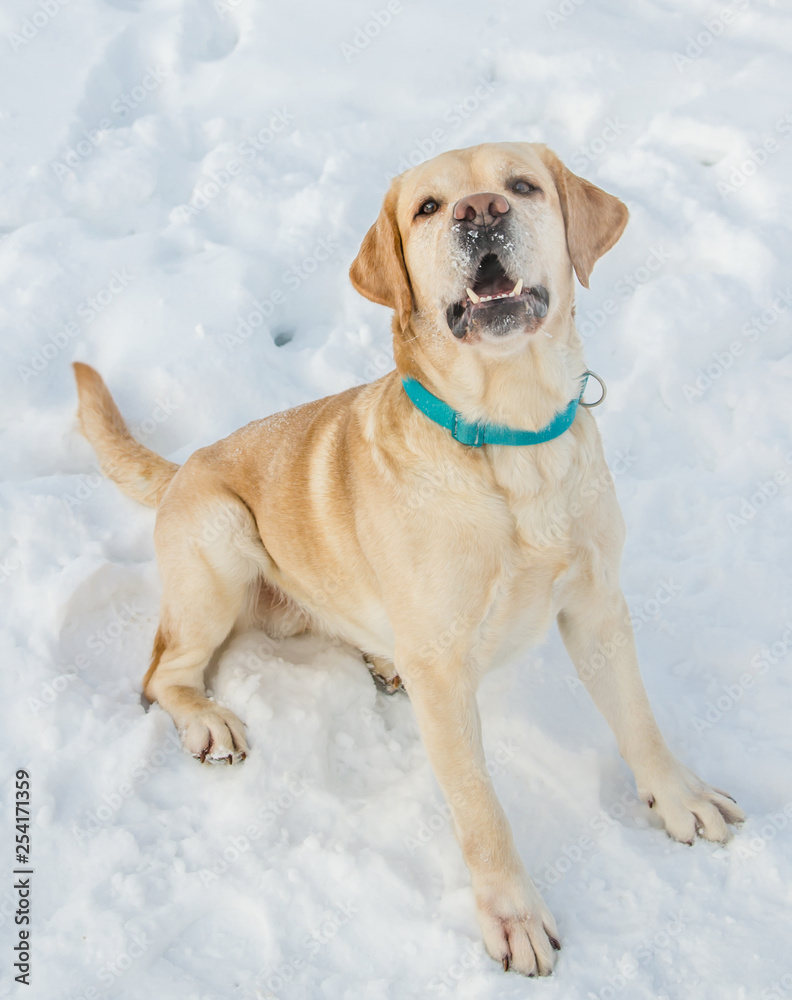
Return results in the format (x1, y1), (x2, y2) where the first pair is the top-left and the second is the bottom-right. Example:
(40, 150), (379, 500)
(73, 142), (743, 977)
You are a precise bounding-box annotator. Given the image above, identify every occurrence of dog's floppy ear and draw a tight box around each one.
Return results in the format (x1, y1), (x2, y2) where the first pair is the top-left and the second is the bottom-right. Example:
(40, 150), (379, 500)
(350, 182), (413, 327)
(540, 147), (629, 289)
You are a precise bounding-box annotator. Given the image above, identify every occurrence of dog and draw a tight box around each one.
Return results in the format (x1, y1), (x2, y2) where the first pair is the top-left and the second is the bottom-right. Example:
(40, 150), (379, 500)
(73, 142), (744, 977)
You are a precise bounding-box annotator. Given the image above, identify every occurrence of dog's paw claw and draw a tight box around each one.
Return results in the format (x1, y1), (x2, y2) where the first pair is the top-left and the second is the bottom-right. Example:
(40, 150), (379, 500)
(714, 787), (738, 806)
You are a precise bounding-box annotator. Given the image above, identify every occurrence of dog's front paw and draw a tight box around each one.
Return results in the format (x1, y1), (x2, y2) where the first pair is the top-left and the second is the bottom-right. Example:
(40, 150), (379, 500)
(474, 874), (560, 976)
(638, 757), (744, 844)
(181, 704), (248, 764)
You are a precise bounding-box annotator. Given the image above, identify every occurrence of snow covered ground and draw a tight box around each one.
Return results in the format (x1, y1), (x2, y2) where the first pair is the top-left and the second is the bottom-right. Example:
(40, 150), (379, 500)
(1, 0), (791, 997)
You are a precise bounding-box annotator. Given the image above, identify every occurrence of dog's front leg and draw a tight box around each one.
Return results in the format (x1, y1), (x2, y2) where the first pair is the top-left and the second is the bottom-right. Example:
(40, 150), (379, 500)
(399, 654), (559, 976)
(557, 588), (744, 843)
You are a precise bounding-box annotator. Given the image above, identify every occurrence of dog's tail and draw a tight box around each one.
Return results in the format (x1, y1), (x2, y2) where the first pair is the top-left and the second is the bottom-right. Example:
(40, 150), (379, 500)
(72, 362), (179, 508)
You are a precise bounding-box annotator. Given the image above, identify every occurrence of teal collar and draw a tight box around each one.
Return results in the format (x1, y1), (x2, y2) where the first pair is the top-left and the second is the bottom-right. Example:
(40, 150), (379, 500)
(402, 373), (595, 448)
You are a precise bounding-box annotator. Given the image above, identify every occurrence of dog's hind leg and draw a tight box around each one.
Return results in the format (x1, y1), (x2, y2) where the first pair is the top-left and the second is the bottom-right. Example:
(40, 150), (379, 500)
(245, 580), (311, 640)
(143, 465), (266, 763)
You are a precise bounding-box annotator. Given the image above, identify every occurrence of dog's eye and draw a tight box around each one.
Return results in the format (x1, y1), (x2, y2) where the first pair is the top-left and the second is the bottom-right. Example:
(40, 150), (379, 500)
(417, 199), (440, 216)
(511, 179), (538, 195)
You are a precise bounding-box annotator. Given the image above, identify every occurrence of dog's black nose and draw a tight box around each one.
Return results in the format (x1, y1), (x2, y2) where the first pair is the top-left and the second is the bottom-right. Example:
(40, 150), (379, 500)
(452, 192), (510, 228)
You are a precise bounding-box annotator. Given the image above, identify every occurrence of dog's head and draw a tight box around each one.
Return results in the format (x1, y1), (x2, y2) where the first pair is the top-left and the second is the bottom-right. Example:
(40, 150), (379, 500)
(350, 143), (628, 366)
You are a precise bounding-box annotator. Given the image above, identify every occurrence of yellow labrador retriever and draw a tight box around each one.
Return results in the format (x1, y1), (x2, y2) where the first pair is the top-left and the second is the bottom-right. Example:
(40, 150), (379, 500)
(73, 142), (743, 977)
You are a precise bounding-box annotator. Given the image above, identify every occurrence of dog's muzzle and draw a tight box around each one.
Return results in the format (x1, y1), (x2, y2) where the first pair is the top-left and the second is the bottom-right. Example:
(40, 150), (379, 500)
(445, 251), (549, 340)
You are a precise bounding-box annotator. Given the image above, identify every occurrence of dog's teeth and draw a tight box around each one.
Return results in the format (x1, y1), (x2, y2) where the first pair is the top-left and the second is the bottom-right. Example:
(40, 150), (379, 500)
(512, 279), (523, 296)
(468, 289), (519, 304)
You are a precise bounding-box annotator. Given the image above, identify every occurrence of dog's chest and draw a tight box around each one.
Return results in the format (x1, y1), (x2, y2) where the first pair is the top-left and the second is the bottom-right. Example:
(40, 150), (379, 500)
(488, 443), (582, 557)
(470, 446), (585, 655)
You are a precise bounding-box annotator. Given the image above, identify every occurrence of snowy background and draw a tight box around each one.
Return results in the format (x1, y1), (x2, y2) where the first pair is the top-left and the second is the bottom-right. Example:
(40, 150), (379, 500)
(1, 0), (791, 997)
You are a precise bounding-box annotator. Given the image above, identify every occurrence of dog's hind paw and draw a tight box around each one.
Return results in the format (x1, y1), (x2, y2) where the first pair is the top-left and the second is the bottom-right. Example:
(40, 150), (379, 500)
(364, 654), (403, 695)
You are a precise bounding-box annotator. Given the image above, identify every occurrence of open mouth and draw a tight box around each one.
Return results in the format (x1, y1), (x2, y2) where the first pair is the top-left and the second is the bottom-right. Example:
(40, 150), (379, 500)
(445, 253), (549, 340)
